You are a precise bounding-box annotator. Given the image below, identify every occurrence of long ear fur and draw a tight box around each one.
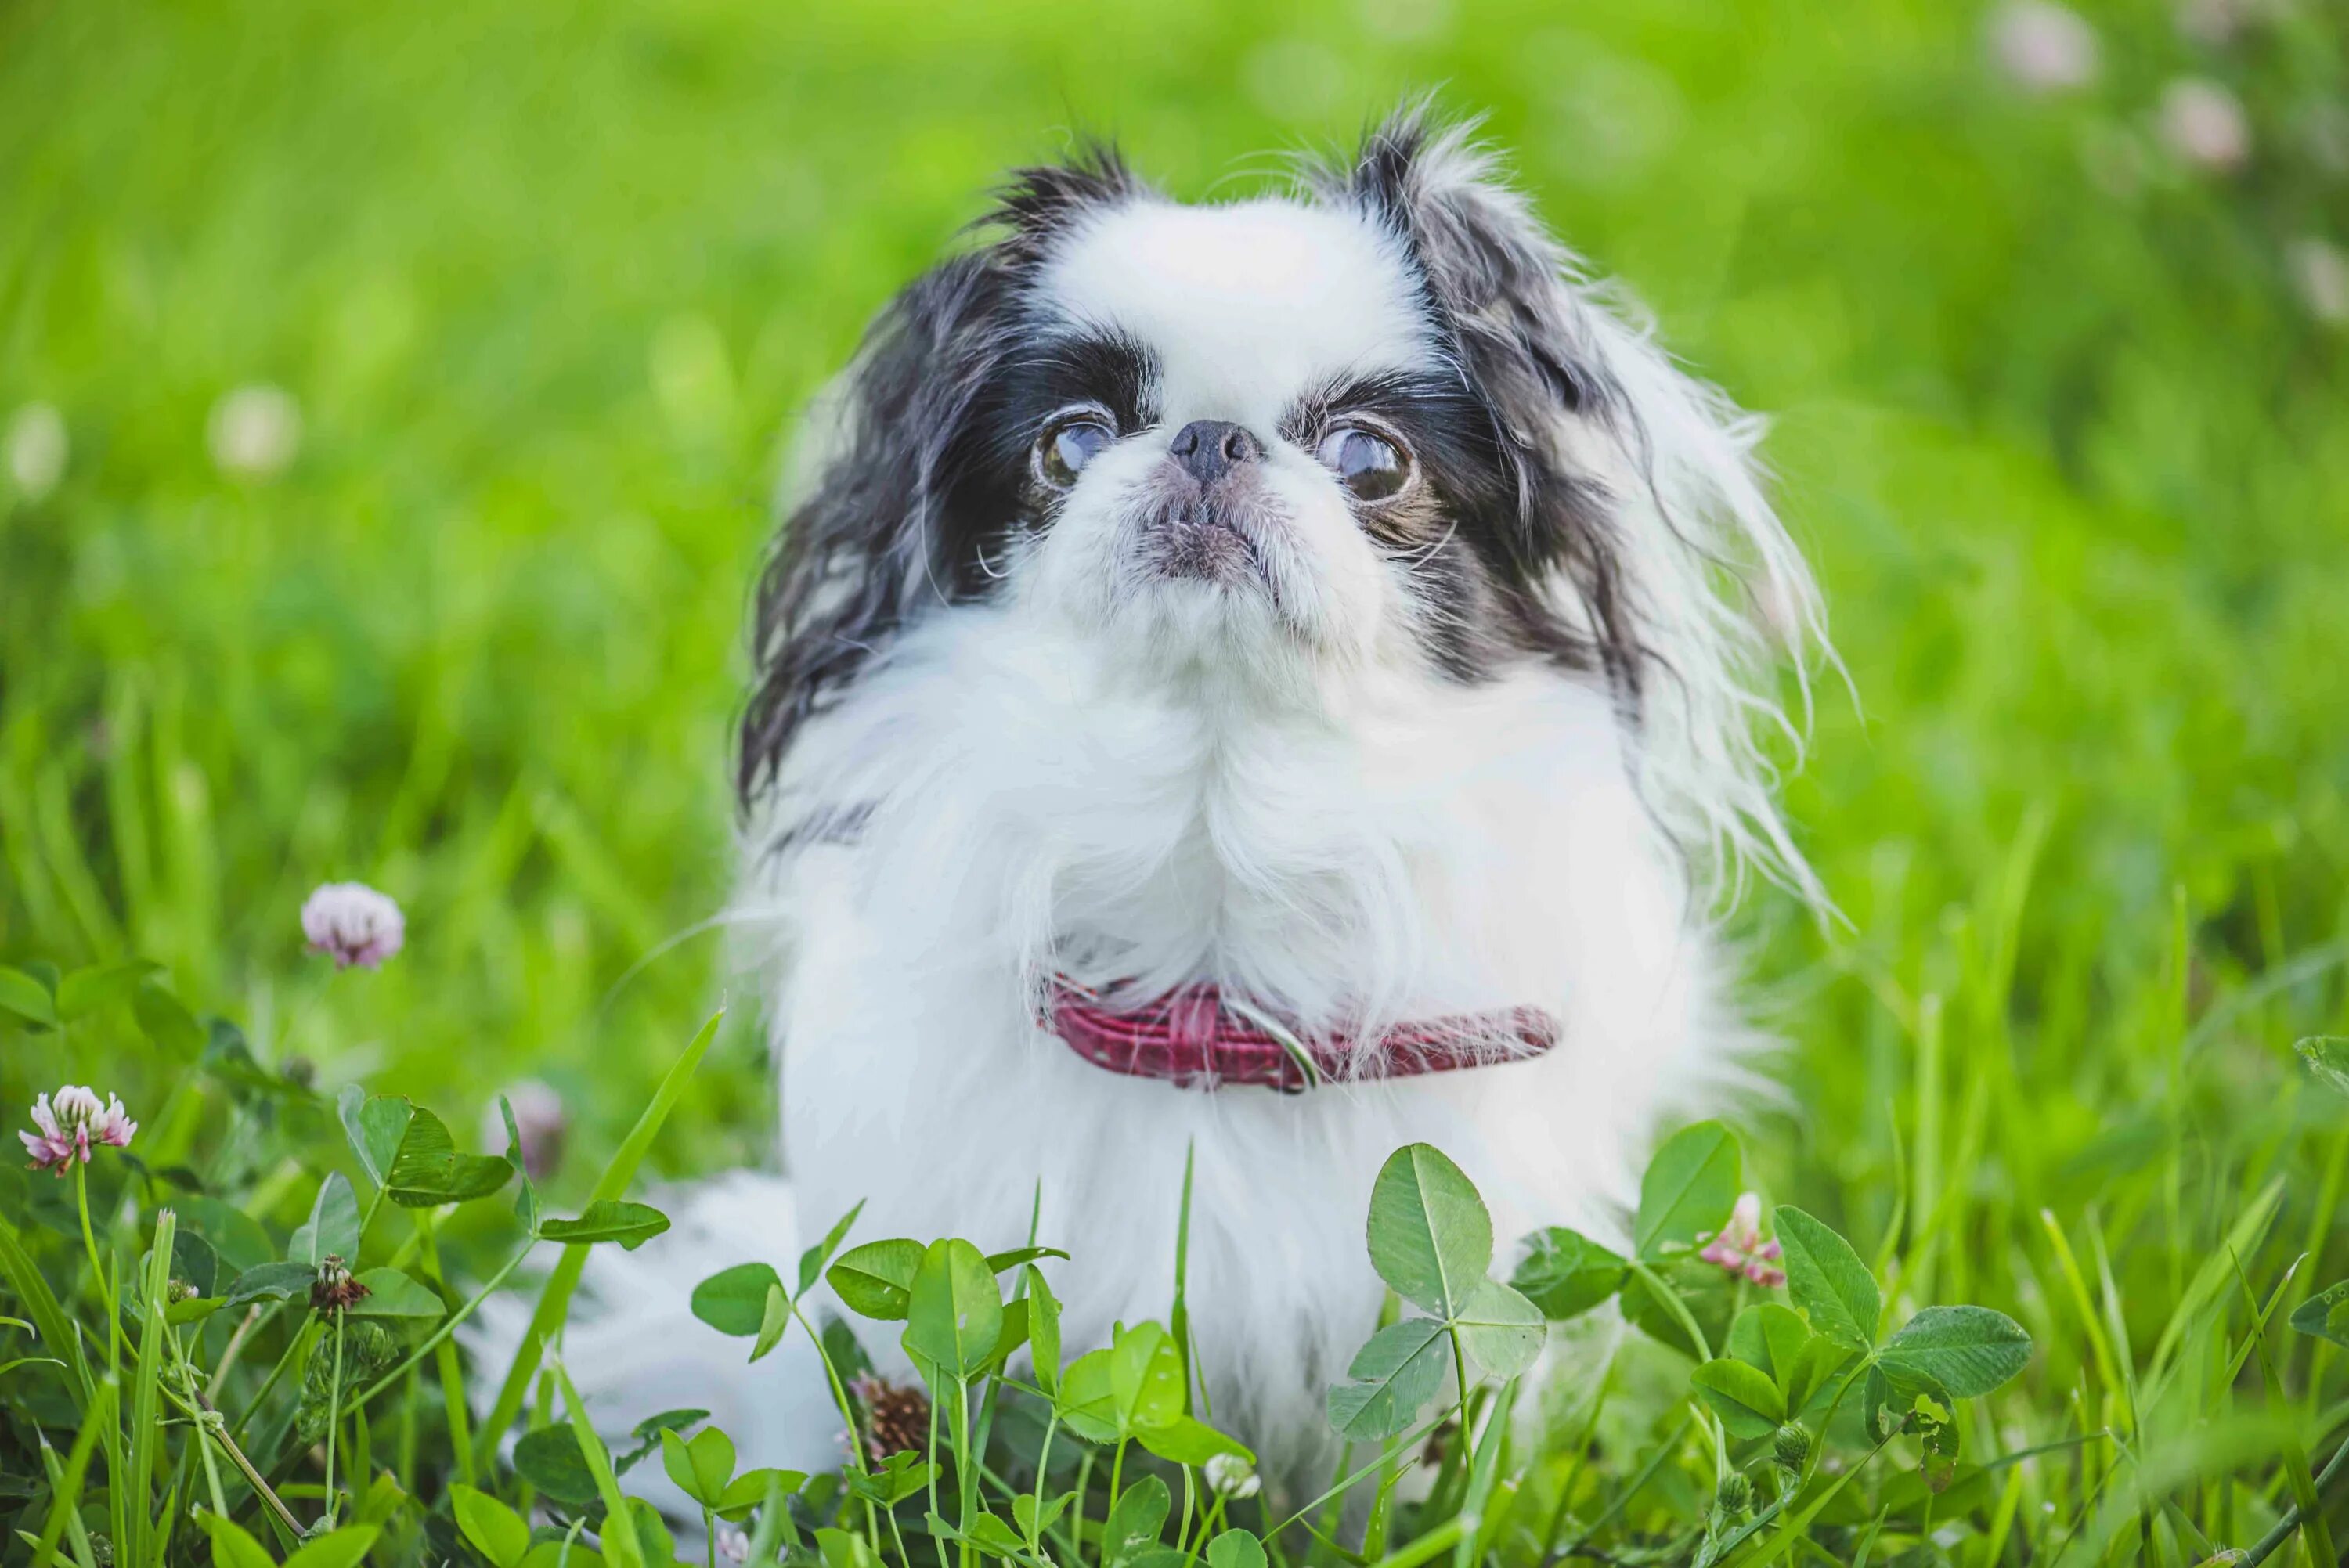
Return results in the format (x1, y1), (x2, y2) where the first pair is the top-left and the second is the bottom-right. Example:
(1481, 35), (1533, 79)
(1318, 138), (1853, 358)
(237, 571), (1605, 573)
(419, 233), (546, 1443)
(737, 253), (1007, 806)
(738, 144), (1146, 809)
(1315, 105), (1831, 907)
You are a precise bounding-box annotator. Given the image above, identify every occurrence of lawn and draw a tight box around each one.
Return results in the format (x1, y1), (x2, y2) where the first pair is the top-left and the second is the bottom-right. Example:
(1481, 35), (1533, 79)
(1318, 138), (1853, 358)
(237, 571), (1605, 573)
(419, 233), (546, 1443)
(3, 0), (2347, 1562)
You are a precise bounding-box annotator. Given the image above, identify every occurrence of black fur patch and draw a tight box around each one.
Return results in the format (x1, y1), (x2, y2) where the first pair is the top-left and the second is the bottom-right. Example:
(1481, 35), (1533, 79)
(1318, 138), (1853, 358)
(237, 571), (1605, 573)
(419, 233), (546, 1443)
(1321, 109), (1653, 703)
(738, 150), (1150, 806)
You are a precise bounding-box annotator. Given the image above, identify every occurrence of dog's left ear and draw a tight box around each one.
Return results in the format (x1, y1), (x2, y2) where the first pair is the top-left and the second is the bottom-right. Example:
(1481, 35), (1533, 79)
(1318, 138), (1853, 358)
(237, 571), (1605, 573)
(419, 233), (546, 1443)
(1339, 108), (1611, 428)
(1326, 107), (1643, 699)
(1323, 106), (1832, 906)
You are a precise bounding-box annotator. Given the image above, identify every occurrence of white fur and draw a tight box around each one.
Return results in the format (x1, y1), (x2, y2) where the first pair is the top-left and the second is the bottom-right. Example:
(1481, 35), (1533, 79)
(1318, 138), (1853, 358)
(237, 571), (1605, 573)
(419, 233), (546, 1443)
(1046, 198), (1430, 419)
(531, 155), (1819, 1495)
(742, 607), (1746, 1477)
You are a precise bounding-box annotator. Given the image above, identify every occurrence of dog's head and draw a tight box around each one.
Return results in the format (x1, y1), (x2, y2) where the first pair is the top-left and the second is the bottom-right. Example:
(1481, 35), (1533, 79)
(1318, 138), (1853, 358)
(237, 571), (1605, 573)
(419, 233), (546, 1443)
(743, 107), (1825, 900)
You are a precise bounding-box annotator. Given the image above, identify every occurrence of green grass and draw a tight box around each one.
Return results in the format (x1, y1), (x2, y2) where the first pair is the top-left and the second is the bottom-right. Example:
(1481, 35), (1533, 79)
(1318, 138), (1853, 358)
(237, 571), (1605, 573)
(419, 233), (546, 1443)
(4, 0), (2348, 1561)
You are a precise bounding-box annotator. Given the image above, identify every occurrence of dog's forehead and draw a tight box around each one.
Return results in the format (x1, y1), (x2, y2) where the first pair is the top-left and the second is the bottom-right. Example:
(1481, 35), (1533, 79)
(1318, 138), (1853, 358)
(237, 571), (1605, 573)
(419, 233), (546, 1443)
(1041, 197), (1431, 420)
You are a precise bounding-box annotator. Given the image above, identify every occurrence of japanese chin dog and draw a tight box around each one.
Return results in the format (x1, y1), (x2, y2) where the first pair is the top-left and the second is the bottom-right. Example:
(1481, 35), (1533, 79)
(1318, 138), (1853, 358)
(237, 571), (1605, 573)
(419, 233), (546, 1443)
(529, 105), (1826, 1495)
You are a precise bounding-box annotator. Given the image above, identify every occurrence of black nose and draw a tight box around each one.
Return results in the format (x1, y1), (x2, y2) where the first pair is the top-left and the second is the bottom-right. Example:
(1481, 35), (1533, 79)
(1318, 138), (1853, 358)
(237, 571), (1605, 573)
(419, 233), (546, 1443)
(1167, 420), (1261, 486)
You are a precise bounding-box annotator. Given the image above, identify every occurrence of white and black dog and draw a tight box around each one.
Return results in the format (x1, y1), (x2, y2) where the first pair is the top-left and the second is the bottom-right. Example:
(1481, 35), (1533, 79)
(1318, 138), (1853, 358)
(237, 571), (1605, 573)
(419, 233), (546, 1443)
(544, 106), (1825, 1489)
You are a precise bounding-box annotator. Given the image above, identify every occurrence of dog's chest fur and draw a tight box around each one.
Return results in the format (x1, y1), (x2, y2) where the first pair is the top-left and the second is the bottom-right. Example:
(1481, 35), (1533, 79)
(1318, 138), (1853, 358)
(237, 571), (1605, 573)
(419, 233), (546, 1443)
(739, 604), (1744, 1470)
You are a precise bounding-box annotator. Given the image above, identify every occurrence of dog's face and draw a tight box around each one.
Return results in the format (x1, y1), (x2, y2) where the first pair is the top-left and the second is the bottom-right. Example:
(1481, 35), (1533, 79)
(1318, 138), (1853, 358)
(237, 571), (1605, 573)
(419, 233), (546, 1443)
(1001, 193), (1561, 687)
(1001, 198), (1441, 671)
(745, 111), (1824, 897)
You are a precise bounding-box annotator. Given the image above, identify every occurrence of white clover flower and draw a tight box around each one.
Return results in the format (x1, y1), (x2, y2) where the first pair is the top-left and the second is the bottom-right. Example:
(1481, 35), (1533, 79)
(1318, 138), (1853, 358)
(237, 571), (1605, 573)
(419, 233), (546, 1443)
(1989, 2), (2098, 93)
(53, 1086), (104, 1122)
(20, 1085), (137, 1176)
(2287, 238), (2349, 324)
(715, 1528), (750, 1566)
(207, 384), (302, 480)
(301, 881), (406, 970)
(1204, 1452), (1260, 1499)
(5, 403), (68, 499)
(2159, 77), (2252, 173)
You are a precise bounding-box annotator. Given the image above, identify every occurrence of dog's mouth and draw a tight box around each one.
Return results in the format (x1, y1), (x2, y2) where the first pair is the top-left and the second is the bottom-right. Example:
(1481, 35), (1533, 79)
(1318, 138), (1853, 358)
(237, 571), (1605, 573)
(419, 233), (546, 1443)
(1143, 502), (1268, 589)
(1100, 471), (1312, 639)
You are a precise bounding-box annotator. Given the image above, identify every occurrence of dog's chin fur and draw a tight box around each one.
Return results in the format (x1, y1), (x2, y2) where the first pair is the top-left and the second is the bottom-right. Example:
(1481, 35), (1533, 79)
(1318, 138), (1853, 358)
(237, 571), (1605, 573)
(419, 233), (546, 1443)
(515, 106), (1828, 1500)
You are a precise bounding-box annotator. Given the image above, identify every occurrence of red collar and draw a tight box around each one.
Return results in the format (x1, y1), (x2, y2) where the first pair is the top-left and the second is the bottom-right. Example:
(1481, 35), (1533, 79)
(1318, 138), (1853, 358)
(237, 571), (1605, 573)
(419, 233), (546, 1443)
(1042, 976), (1561, 1093)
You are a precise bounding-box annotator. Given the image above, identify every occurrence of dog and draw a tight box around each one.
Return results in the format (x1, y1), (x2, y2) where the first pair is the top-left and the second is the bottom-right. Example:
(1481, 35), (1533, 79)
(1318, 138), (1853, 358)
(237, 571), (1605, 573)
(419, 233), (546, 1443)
(543, 105), (1824, 1495)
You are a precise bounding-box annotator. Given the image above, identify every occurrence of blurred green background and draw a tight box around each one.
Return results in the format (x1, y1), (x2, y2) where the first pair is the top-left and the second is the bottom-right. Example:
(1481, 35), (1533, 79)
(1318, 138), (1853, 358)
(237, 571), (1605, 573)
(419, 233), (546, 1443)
(2, 0), (2344, 1311)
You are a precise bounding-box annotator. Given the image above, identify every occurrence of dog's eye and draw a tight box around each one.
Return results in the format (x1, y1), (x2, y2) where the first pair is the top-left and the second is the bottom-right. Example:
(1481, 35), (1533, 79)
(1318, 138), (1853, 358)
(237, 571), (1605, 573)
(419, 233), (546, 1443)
(1037, 416), (1114, 488)
(1316, 426), (1409, 503)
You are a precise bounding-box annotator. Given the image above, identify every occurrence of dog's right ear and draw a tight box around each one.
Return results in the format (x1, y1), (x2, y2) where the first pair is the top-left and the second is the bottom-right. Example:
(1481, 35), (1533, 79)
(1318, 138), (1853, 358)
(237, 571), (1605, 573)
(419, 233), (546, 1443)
(738, 252), (1012, 809)
(738, 142), (1149, 812)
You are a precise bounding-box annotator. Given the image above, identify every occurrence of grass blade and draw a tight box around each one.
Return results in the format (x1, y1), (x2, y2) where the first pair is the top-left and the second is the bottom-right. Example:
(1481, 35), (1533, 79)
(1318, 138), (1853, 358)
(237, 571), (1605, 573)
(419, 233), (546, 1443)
(0, 1213), (89, 1408)
(416, 1211), (477, 1487)
(2037, 1210), (2122, 1408)
(1452, 1379), (1515, 1568)
(482, 1008), (722, 1444)
(29, 1381), (116, 1568)
(2229, 1250), (2337, 1566)
(552, 1357), (644, 1568)
(125, 1211), (175, 1568)
(1172, 1141), (1196, 1416)
(2145, 1176), (2283, 1386)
